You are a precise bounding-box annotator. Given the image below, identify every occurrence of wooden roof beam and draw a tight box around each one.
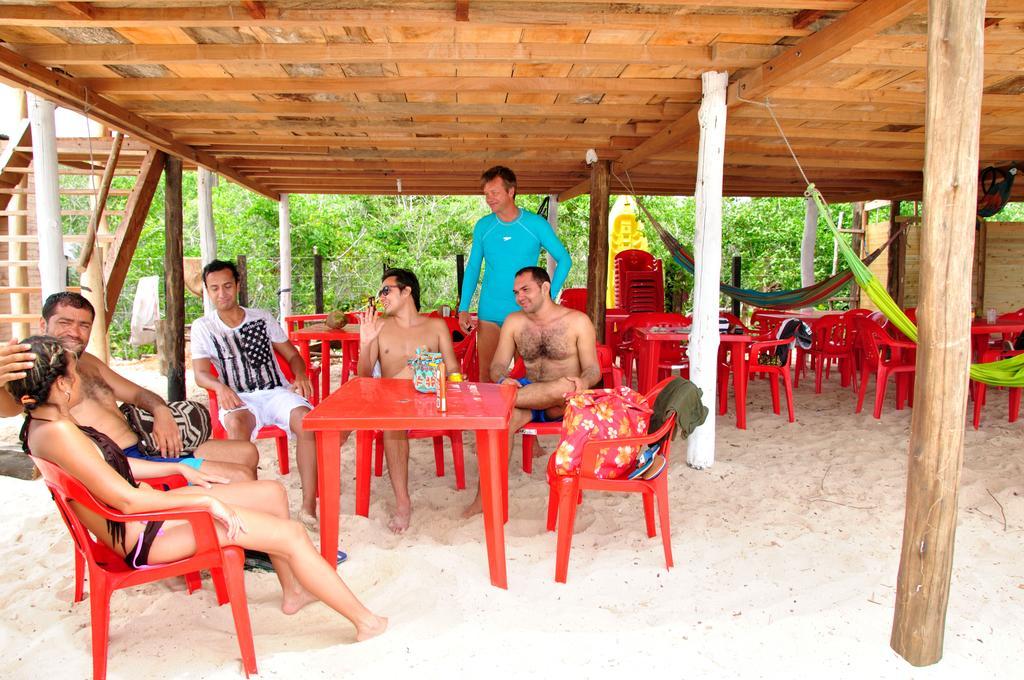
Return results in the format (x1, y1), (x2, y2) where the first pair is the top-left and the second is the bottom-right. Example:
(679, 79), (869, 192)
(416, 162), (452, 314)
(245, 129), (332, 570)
(80, 76), (702, 97)
(52, 1), (93, 19)
(0, 44), (278, 200)
(0, 6), (811, 35)
(241, 1), (266, 20)
(731, 0), (926, 101)
(558, 0), (926, 201)
(456, 0), (469, 22)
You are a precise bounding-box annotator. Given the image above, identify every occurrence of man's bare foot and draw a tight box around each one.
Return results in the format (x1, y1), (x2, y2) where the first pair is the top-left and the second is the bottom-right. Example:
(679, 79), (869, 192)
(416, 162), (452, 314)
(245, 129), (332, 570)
(461, 495), (482, 518)
(387, 503), (411, 534)
(299, 509), (318, 529)
(355, 614), (389, 642)
(281, 586), (319, 615)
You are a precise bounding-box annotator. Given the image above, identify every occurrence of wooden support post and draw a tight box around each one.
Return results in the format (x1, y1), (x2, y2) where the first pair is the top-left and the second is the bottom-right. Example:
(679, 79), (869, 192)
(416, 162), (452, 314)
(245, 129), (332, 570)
(800, 195), (819, 291)
(76, 131), (122, 273)
(545, 193), (559, 282)
(887, 200), (906, 307)
(973, 219), (986, 314)
(104, 149), (165, 323)
(278, 193), (292, 326)
(585, 160), (610, 343)
(686, 70), (729, 471)
(162, 156), (185, 402)
(8, 91), (29, 341)
(313, 247), (324, 314)
(731, 255), (742, 318)
(198, 167), (216, 316)
(237, 255), (249, 308)
(456, 253), (465, 305)
(850, 202), (865, 308)
(27, 93), (65, 298)
(890, 0), (984, 666)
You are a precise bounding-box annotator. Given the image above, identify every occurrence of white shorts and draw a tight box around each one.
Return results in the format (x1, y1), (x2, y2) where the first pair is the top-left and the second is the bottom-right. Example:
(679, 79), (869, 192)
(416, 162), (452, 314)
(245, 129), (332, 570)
(220, 387), (312, 440)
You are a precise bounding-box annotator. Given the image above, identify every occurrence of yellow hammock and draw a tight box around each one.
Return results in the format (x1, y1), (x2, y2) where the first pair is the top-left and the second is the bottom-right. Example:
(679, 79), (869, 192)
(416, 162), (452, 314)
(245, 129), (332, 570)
(809, 185), (1024, 388)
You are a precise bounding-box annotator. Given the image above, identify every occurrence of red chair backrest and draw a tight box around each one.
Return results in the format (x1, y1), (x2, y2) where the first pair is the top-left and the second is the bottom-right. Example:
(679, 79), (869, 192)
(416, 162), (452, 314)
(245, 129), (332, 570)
(559, 288), (588, 312)
(810, 315), (853, 351)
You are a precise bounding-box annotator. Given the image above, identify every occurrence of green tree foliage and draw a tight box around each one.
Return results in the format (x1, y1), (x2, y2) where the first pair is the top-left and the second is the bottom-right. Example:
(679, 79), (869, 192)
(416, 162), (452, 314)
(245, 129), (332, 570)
(105, 169), (1018, 357)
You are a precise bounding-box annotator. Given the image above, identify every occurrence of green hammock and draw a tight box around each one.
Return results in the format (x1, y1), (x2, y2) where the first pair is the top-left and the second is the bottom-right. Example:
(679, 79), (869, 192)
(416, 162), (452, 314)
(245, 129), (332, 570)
(807, 185), (1024, 388)
(635, 197), (899, 311)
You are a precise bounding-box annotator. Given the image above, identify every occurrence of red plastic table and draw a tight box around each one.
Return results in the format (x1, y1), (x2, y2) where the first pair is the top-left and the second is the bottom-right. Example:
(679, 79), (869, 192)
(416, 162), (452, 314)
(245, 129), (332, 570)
(290, 323), (361, 398)
(970, 319), (1024, 359)
(303, 377), (517, 588)
(635, 326), (754, 429)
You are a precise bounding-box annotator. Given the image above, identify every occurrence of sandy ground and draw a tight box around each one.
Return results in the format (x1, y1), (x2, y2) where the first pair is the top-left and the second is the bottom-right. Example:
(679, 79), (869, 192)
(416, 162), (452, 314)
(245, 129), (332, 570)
(0, 357), (1021, 679)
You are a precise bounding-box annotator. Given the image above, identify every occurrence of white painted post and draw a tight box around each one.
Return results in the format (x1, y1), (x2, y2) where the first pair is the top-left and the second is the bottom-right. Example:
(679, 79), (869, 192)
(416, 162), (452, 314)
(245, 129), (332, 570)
(198, 167), (217, 315)
(278, 193), (292, 327)
(28, 94), (65, 298)
(545, 193), (559, 281)
(800, 195), (819, 292)
(686, 70), (728, 470)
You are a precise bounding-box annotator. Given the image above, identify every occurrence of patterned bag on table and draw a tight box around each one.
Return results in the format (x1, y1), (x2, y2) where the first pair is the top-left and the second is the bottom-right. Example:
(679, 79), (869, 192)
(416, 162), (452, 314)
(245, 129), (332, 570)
(552, 387), (652, 479)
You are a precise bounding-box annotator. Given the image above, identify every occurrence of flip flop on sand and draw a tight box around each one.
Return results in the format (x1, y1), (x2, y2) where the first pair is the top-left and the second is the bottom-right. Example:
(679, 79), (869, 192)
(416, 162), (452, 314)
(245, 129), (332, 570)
(628, 443), (660, 479)
(244, 549), (347, 571)
(641, 454), (667, 480)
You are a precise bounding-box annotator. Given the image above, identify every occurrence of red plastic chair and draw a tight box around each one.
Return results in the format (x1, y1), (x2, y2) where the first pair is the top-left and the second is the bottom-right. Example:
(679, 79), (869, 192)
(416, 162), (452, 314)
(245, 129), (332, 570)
(807, 315), (857, 393)
(613, 312), (690, 387)
(559, 288), (588, 313)
(371, 330), (478, 489)
(746, 337), (797, 422)
(545, 378), (677, 583)
(206, 351), (303, 475)
(518, 344), (623, 474)
(30, 455), (256, 680)
(284, 316), (326, 405)
(853, 316), (916, 419)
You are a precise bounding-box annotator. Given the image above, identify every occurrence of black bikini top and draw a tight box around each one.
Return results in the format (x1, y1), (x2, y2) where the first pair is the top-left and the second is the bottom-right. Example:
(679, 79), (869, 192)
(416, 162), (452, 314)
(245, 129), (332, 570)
(21, 416), (140, 551)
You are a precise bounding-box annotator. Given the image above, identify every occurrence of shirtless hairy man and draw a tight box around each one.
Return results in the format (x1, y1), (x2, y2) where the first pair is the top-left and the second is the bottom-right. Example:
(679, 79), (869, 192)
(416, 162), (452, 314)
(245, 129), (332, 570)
(463, 266), (601, 516)
(0, 293), (257, 482)
(356, 268), (460, 533)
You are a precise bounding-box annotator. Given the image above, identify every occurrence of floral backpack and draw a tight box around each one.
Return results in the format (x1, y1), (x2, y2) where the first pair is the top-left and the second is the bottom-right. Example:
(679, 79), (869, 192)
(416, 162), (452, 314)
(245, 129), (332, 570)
(552, 387), (652, 479)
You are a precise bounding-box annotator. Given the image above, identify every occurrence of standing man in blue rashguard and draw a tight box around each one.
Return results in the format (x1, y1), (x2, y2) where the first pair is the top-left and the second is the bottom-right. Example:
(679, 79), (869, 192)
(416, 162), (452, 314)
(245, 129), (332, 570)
(458, 166), (572, 380)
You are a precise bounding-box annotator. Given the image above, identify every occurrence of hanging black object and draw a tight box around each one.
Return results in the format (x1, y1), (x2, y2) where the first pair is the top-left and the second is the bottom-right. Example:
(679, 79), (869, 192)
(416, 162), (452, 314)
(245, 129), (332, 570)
(536, 195), (550, 220)
(977, 162), (1017, 218)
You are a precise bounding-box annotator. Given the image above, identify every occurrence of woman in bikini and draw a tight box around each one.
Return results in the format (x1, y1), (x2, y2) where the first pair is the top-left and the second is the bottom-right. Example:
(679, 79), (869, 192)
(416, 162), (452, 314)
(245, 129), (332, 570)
(9, 336), (386, 642)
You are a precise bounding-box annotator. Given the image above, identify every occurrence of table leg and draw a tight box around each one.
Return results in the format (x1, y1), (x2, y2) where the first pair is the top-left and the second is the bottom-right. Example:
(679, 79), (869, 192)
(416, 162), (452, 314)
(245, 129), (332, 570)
(640, 340), (657, 394)
(355, 429), (372, 517)
(475, 428), (508, 589)
(316, 431), (341, 563)
(321, 342), (332, 397)
(498, 427), (509, 524)
(733, 344), (748, 430)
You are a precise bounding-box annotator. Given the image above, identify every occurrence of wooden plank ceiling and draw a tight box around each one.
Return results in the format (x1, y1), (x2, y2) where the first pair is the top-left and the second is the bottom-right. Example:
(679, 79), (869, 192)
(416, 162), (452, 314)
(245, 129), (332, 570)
(0, 1), (1022, 201)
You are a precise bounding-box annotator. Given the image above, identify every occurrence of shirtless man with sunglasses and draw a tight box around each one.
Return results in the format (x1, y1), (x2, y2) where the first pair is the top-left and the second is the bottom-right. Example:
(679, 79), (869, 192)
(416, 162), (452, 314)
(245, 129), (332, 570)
(356, 268), (459, 533)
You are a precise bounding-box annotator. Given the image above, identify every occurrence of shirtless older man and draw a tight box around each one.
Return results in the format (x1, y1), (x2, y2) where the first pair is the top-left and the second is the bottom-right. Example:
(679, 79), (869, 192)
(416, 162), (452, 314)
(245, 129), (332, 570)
(463, 266), (601, 516)
(357, 268), (460, 533)
(0, 293), (257, 481)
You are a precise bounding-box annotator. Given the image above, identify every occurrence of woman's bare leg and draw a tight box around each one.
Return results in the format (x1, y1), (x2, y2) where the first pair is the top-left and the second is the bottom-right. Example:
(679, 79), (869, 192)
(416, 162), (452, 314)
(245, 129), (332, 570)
(153, 482), (387, 639)
(476, 320), (501, 382)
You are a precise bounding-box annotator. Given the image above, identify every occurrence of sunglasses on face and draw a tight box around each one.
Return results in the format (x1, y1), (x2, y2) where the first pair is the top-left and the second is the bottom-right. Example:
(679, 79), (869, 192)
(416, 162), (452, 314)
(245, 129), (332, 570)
(378, 284), (404, 297)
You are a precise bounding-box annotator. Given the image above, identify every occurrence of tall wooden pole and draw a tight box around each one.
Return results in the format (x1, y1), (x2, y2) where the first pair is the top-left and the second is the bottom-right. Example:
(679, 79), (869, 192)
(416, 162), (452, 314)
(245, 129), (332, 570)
(278, 193), (292, 327)
(313, 247), (324, 314)
(198, 167), (217, 316)
(887, 200), (905, 307)
(545, 193), (559, 282)
(850, 201), (865, 308)
(890, 0), (984, 666)
(27, 93), (65, 299)
(800, 195), (819, 294)
(585, 160), (610, 343)
(8, 90), (29, 340)
(163, 156), (185, 402)
(686, 70), (728, 470)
